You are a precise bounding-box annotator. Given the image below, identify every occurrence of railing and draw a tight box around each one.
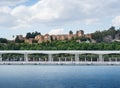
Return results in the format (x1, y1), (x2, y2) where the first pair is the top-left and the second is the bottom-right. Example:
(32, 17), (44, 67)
(0, 61), (120, 65)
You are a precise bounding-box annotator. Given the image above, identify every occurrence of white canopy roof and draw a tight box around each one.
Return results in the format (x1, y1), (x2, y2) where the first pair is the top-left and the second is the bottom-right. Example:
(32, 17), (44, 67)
(0, 50), (120, 55)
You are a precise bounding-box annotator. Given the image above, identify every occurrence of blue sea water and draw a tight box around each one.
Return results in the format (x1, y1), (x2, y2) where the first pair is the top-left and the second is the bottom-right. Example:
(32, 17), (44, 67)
(0, 65), (120, 88)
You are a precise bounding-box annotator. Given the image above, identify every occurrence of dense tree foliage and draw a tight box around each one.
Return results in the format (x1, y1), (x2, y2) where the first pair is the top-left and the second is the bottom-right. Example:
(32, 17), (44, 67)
(92, 26), (118, 42)
(0, 38), (8, 43)
(0, 39), (120, 50)
(77, 36), (90, 42)
(69, 30), (73, 35)
(15, 36), (24, 43)
(26, 31), (41, 39)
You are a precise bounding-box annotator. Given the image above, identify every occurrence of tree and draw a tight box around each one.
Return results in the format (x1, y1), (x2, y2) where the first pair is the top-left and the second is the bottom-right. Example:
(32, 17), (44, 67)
(92, 31), (103, 42)
(69, 30), (73, 35)
(12, 35), (15, 39)
(78, 36), (89, 42)
(107, 26), (116, 39)
(26, 32), (32, 39)
(26, 32), (41, 39)
(15, 36), (24, 43)
(0, 38), (8, 43)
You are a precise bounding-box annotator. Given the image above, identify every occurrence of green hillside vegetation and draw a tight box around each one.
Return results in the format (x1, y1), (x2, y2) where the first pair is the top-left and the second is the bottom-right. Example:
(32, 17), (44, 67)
(0, 39), (120, 50)
(0, 26), (120, 50)
(92, 26), (118, 42)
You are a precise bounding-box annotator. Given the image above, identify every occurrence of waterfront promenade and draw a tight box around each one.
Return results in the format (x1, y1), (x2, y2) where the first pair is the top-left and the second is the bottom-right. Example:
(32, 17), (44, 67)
(0, 50), (120, 65)
(0, 61), (120, 65)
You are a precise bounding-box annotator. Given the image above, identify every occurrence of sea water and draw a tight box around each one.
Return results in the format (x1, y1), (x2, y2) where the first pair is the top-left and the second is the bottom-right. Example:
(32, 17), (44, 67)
(0, 65), (120, 88)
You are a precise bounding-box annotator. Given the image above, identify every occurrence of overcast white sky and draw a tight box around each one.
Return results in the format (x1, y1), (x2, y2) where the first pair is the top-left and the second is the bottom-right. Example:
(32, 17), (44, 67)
(0, 0), (120, 39)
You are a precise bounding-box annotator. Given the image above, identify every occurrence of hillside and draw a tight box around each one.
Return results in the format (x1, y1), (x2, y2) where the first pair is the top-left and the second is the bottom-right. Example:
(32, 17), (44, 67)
(0, 26), (120, 50)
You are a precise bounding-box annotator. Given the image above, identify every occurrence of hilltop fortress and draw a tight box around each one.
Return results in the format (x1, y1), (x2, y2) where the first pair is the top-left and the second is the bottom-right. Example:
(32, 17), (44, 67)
(16, 30), (93, 44)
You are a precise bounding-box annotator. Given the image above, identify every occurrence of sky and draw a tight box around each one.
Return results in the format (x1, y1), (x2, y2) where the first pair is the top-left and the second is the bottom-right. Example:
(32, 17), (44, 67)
(0, 0), (120, 40)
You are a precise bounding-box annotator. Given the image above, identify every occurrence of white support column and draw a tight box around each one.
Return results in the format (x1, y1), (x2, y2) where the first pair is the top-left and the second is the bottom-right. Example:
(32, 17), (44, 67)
(65, 57), (67, 62)
(48, 54), (52, 62)
(39, 58), (41, 61)
(52, 58), (54, 62)
(115, 57), (117, 62)
(24, 53), (28, 62)
(0, 54), (2, 62)
(75, 54), (79, 62)
(45, 58), (47, 62)
(71, 58), (73, 62)
(109, 58), (111, 62)
(91, 57), (92, 62)
(59, 58), (61, 62)
(99, 54), (103, 62)
(20, 58), (22, 61)
(85, 57), (87, 62)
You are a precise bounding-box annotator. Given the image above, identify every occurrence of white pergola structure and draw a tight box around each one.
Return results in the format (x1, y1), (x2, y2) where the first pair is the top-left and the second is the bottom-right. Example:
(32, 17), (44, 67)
(0, 50), (120, 62)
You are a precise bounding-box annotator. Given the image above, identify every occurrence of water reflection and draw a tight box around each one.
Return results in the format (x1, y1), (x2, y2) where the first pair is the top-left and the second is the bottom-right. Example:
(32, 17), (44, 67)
(0, 65), (120, 88)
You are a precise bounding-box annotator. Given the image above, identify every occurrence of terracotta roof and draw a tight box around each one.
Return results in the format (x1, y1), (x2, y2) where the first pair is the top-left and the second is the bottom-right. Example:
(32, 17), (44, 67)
(45, 34), (49, 36)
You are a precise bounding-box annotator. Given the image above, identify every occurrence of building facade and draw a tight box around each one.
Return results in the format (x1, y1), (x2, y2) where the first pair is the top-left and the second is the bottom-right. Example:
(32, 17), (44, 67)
(20, 30), (92, 44)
